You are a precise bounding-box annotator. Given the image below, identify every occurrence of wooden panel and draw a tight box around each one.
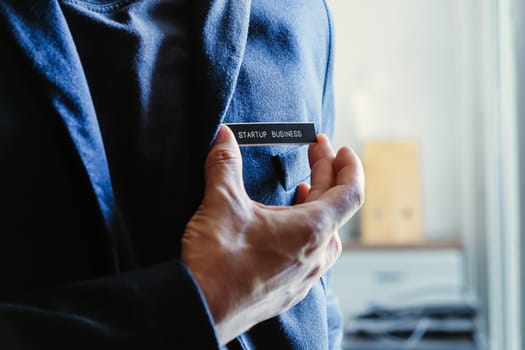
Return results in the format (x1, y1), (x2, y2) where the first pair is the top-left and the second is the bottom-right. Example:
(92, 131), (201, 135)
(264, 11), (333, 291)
(360, 141), (423, 244)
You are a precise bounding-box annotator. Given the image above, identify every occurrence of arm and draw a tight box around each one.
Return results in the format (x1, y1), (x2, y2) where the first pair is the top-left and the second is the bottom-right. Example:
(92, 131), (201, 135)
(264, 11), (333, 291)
(0, 126), (362, 349)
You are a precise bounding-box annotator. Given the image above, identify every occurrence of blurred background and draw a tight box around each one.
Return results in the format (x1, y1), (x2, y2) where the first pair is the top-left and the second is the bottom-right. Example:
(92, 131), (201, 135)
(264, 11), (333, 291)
(327, 0), (524, 349)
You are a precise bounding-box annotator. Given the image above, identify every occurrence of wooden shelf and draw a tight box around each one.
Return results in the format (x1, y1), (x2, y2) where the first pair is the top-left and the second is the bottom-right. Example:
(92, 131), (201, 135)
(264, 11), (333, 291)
(342, 239), (463, 251)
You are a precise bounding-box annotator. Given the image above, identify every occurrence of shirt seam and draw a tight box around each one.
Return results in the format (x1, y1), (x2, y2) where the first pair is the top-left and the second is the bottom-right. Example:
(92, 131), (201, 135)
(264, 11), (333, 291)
(321, 0), (334, 111)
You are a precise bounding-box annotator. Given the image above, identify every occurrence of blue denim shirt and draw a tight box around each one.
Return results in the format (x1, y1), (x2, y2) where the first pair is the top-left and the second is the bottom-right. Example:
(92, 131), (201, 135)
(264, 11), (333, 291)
(0, 0), (342, 349)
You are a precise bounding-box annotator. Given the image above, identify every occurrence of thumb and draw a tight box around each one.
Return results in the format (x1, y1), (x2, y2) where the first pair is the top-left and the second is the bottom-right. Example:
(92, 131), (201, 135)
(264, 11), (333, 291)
(205, 125), (245, 193)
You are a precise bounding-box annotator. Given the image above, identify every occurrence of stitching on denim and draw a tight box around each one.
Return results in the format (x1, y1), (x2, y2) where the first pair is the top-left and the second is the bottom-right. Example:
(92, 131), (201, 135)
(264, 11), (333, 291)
(320, 274), (328, 292)
(60, 0), (136, 13)
(321, 0), (333, 113)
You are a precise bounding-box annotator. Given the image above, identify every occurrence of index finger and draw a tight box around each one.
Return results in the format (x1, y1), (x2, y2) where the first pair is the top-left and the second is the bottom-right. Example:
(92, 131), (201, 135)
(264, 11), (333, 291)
(306, 134), (335, 202)
(298, 146), (365, 231)
(334, 146), (364, 188)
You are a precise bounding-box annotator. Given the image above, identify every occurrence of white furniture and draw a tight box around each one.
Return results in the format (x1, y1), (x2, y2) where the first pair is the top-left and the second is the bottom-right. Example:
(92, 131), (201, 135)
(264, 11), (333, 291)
(330, 244), (465, 319)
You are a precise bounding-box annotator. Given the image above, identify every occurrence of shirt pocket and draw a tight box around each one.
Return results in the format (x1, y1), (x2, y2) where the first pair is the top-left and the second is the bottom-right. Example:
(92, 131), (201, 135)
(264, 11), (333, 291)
(273, 145), (311, 192)
(241, 144), (311, 205)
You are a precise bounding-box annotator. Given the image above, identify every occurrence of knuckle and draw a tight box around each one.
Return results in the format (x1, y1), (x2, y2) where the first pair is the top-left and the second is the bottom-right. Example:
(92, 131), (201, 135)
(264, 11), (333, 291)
(301, 222), (323, 253)
(335, 236), (343, 256)
(298, 210), (335, 257)
(304, 210), (329, 235)
(206, 148), (239, 168)
(283, 289), (309, 311)
(298, 288), (310, 303)
(352, 185), (365, 209)
(331, 239), (342, 263)
(325, 232), (342, 266)
(306, 264), (323, 280)
(280, 289), (297, 311)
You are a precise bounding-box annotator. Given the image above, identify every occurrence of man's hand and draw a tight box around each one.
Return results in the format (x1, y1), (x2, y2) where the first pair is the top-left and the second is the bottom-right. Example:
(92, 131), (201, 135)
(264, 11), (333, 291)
(181, 125), (364, 345)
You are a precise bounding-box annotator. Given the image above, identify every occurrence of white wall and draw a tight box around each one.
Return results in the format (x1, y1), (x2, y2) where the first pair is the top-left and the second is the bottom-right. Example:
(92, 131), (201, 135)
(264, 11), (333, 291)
(329, 0), (466, 241)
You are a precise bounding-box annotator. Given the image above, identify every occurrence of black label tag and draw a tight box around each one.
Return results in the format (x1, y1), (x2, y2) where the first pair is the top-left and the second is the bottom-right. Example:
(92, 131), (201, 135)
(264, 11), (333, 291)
(225, 122), (317, 146)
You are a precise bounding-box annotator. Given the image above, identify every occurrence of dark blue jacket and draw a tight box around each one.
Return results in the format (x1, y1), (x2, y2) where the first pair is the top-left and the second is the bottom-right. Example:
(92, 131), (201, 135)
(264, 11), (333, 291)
(0, 0), (341, 348)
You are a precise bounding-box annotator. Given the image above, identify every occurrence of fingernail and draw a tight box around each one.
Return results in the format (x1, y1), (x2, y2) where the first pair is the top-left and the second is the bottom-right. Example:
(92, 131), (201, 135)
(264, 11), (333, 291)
(215, 125), (232, 144)
(316, 133), (329, 144)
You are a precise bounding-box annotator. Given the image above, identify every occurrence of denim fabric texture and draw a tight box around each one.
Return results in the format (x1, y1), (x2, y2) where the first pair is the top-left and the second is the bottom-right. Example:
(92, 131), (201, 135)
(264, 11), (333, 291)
(0, 0), (341, 348)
